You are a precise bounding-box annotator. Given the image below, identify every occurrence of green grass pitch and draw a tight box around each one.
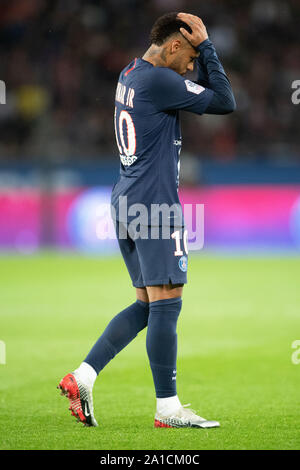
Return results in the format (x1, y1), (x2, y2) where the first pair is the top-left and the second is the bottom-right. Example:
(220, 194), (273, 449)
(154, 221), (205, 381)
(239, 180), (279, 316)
(0, 252), (299, 450)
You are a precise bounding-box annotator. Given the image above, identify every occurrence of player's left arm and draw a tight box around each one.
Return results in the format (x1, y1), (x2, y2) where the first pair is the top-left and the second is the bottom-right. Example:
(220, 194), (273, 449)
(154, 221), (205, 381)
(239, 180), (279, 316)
(178, 13), (236, 115)
(195, 39), (236, 115)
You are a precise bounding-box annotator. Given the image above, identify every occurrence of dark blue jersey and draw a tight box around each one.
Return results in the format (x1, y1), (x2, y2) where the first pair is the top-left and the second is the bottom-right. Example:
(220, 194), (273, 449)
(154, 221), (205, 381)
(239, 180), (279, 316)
(111, 40), (235, 226)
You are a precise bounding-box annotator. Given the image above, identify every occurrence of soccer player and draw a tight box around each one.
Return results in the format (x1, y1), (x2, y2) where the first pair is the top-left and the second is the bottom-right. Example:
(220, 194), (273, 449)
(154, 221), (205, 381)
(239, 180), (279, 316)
(58, 12), (236, 428)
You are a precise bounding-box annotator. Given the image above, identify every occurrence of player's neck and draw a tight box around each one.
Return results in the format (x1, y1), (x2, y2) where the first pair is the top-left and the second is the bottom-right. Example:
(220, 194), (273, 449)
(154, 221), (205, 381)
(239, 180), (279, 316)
(142, 45), (169, 68)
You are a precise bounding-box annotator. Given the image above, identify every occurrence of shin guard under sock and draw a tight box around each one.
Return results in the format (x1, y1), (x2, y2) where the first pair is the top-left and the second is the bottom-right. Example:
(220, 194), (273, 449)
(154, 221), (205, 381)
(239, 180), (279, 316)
(146, 297), (182, 398)
(84, 300), (149, 374)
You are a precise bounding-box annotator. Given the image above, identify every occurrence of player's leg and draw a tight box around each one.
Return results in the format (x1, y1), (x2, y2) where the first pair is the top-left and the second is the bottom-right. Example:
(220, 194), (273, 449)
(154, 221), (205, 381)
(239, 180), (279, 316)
(136, 286), (149, 303)
(146, 282), (219, 428)
(81, 295), (149, 378)
(133, 226), (185, 420)
(145, 283), (183, 419)
(146, 283), (183, 301)
(58, 221), (149, 426)
(136, 227), (219, 428)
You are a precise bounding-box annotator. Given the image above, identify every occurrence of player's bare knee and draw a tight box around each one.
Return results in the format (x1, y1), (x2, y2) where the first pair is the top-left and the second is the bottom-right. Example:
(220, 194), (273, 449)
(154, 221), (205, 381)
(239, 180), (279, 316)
(146, 283), (183, 302)
(136, 287), (149, 303)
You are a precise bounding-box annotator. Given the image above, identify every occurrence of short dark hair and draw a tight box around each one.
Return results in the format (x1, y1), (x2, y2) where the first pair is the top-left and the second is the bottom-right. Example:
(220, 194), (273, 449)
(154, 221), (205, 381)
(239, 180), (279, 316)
(150, 12), (192, 46)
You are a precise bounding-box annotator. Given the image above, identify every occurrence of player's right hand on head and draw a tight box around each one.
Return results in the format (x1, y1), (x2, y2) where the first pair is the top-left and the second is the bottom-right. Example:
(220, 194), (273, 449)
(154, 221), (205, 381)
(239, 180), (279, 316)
(177, 13), (208, 48)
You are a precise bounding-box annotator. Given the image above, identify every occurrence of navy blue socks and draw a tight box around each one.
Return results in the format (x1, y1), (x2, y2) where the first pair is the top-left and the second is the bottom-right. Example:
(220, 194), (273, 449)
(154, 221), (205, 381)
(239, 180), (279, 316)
(84, 296), (182, 400)
(146, 297), (182, 398)
(84, 300), (149, 374)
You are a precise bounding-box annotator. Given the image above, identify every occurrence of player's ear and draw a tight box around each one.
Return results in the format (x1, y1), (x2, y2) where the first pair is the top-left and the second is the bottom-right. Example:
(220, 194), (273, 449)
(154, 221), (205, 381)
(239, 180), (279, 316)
(170, 39), (181, 54)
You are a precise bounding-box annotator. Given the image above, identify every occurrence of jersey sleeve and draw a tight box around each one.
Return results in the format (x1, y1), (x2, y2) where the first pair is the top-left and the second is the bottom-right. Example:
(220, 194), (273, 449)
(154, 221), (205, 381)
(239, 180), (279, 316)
(145, 66), (214, 115)
(195, 39), (236, 115)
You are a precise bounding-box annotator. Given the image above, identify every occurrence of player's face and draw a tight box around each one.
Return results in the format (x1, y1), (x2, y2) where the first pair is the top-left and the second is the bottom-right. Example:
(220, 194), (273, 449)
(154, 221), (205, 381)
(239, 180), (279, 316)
(168, 42), (199, 76)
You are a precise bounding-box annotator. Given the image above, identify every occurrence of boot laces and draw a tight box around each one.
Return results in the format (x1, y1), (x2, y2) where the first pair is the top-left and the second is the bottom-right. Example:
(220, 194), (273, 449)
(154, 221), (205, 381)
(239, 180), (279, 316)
(181, 404), (205, 421)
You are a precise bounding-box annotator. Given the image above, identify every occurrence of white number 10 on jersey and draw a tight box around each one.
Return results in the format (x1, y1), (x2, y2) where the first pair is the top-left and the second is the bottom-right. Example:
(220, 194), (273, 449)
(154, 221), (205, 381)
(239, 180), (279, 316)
(114, 107), (137, 166)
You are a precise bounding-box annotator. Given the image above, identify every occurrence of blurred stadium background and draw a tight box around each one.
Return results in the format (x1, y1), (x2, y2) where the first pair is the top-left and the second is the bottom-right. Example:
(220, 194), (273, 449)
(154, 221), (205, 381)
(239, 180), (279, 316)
(1, 0), (300, 451)
(0, 0), (299, 254)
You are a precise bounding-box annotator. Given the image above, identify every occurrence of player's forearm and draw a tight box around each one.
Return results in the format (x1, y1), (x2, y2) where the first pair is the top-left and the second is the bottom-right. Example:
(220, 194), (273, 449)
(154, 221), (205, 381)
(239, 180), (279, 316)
(196, 39), (236, 114)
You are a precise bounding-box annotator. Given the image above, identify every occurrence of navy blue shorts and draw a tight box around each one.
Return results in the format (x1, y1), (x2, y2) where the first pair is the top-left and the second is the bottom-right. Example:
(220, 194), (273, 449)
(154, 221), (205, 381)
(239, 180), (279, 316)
(114, 220), (188, 288)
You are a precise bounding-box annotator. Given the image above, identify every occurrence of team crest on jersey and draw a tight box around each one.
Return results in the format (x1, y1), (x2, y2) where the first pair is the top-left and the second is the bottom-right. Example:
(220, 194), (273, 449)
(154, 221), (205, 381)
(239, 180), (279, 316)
(178, 255), (188, 272)
(184, 80), (205, 95)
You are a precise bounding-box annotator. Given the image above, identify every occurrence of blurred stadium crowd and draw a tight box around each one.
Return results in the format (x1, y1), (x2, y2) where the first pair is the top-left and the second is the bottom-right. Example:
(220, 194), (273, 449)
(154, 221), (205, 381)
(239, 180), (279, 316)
(0, 0), (299, 164)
